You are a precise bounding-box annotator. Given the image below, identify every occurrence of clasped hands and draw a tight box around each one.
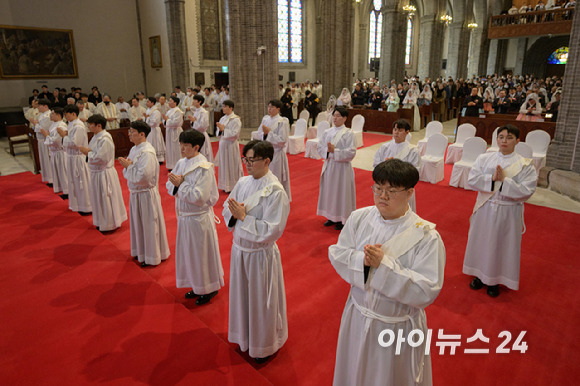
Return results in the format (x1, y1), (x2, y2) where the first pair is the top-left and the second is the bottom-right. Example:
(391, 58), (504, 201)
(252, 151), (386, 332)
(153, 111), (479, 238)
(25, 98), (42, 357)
(168, 172), (184, 187)
(118, 157), (133, 168)
(364, 244), (384, 268)
(492, 165), (505, 182)
(327, 143), (335, 153)
(262, 124), (271, 134)
(227, 198), (246, 221)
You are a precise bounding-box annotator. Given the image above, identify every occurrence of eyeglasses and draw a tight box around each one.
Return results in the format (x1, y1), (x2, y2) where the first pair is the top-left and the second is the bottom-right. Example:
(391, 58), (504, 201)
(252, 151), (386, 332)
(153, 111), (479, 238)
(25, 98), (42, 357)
(371, 185), (408, 198)
(242, 157), (264, 165)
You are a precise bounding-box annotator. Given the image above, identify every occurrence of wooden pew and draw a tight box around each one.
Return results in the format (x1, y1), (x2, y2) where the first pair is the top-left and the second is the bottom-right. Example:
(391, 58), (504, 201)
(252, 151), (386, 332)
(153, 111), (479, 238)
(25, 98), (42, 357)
(457, 115), (556, 144)
(344, 108), (401, 134)
(6, 124), (31, 156)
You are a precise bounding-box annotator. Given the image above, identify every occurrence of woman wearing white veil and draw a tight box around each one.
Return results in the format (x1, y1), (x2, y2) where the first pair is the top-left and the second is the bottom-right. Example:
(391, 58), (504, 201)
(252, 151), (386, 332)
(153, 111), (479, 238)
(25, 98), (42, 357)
(386, 87), (400, 112)
(484, 87), (495, 113)
(517, 93), (543, 121)
(336, 88), (352, 108)
(403, 88), (420, 131)
(326, 95), (337, 125)
(418, 84), (432, 106)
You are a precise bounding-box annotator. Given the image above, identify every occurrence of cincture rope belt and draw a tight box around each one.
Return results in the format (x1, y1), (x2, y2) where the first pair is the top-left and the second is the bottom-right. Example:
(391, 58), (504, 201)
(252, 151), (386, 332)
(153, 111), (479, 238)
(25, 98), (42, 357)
(233, 242), (276, 309)
(489, 199), (526, 234)
(351, 293), (426, 384)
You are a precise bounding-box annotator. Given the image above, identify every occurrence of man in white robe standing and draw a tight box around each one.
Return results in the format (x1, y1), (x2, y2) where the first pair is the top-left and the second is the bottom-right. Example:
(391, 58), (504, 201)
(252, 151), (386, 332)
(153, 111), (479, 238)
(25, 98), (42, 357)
(216, 99), (243, 192)
(162, 96), (184, 171)
(115, 96), (131, 126)
(34, 99), (53, 186)
(317, 106), (356, 230)
(202, 87), (216, 136)
(40, 107), (68, 197)
(145, 97), (166, 164)
(60, 104), (92, 215)
(97, 94), (119, 130)
(329, 159), (445, 386)
(77, 101), (92, 130)
(373, 119), (421, 212)
(129, 97), (146, 122)
(167, 130), (224, 305)
(119, 120), (170, 267)
(179, 87), (196, 121)
(255, 100), (292, 200)
(191, 94), (214, 162)
(78, 114), (127, 232)
(223, 140), (290, 363)
(463, 124), (537, 297)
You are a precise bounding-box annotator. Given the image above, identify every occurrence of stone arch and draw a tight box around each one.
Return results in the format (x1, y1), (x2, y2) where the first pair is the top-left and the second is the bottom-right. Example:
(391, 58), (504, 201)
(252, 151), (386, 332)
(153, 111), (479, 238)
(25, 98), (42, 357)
(523, 35), (570, 77)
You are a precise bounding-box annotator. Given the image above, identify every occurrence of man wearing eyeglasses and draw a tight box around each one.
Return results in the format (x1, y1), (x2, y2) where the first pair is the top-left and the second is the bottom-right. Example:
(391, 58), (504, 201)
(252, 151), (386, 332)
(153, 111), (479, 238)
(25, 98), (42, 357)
(223, 140), (290, 364)
(329, 159), (445, 386)
(372, 119), (421, 211)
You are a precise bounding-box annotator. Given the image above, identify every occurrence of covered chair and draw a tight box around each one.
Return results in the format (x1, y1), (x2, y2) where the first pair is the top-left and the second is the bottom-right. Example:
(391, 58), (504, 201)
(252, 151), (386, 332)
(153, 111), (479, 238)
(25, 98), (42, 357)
(417, 121), (443, 155)
(351, 114), (365, 148)
(515, 142), (533, 158)
(307, 112), (328, 139)
(419, 133), (448, 184)
(305, 121), (330, 159)
(292, 110), (310, 135)
(445, 123), (476, 164)
(486, 127), (500, 153)
(287, 118), (307, 154)
(525, 129), (551, 172)
(449, 137), (487, 189)
(406, 132), (412, 142)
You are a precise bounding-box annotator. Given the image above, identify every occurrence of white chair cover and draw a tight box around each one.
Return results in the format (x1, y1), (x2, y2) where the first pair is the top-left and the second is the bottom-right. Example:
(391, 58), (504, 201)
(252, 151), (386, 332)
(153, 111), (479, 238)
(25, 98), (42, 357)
(288, 118), (307, 154)
(445, 123), (476, 164)
(307, 111), (328, 139)
(486, 127), (500, 153)
(406, 133), (412, 142)
(305, 121), (330, 159)
(352, 114), (365, 148)
(419, 133), (448, 184)
(417, 120), (443, 155)
(291, 110), (310, 135)
(526, 130), (551, 172)
(515, 142), (533, 158)
(449, 137), (487, 189)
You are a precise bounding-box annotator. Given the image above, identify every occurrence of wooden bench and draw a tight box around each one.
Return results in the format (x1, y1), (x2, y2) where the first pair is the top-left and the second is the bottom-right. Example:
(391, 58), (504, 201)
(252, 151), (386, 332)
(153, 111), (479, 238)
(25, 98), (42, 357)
(6, 124), (31, 156)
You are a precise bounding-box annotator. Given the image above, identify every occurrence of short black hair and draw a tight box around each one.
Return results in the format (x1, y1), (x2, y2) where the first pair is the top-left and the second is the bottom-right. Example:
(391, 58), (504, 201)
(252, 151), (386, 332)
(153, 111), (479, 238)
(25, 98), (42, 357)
(372, 159), (419, 189)
(52, 107), (64, 118)
(193, 94), (205, 104)
(32, 89), (39, 93)
(393, 119), (411, 132)
(170, 96), (180, 105)
(64, 104), (79, 115)
(147, 96), (157, 104)
(498, 124), (520, 139)
(223, 100), (235, 109)
(87, 114), (107, 129)
(80, 93), (89, 98)
(179, 129), (205, 150)
(269, 100), (282, 109)
(333, 106), (349, 117)
(38, 98), (51, 107)
(243, 140), (274, 162)
(130, 120), (151, 136)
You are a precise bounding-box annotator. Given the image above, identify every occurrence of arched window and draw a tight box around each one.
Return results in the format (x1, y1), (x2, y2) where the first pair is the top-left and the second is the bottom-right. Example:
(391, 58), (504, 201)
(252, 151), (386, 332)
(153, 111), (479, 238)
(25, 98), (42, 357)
(278, 0), (303, 63)
(404, 18), (413, 65)
(368, 0), (383, 63)
(548, 47), (568, 64)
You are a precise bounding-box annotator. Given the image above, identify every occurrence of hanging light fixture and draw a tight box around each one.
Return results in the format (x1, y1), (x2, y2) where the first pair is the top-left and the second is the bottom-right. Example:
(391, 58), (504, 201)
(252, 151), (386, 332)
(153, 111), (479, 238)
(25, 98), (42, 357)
(403, 4), (416, 16)
(440, 14), (452, 25)
(468, 22), (478, 28)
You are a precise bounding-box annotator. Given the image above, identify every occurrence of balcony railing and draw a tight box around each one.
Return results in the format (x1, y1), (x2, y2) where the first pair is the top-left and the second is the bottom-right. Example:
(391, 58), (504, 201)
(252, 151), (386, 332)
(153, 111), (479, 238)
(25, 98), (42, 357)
(488, 7), (574, 39)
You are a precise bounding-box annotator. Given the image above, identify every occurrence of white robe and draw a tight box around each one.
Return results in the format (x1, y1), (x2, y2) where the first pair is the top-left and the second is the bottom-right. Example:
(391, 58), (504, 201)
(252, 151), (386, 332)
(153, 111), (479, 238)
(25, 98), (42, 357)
(258, 114), (292, 200)
(123, 142), (170, 265)
(97, 103), (119, 130)
(329, 206), (445, 386)
(222, 171), (290, 358)
(166, 155), (224, 294)
(216, 113), (243, 192)
(87, 130), (127, 231)
(44, 121), (69, 194)
(78, 109), (92, 131)
(115, 101), (131, 121)
(317, 125), (357, 223)
(129, 105), (146, 122)
(164, 106), (184, 169)
(146, 106), (166, 162)
(463, 151), (537, 290)
(373, 140), (421, 212)
(63, 119), (92, 212)
(192, 106), (214, 162)
(180, 95), (195, 120)
(35, 110), (53, 183)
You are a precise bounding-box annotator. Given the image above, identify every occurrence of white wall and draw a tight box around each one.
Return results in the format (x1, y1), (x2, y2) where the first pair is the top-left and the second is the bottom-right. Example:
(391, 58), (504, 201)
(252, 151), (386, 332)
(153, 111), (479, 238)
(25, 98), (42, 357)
(0, 0), (145, 107)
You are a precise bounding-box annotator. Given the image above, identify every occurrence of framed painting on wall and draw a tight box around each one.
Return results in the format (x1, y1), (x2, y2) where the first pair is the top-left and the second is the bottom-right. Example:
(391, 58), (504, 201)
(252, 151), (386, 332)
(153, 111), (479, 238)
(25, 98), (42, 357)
(0, 25), (78, 79)
(149, 36), (162, 68)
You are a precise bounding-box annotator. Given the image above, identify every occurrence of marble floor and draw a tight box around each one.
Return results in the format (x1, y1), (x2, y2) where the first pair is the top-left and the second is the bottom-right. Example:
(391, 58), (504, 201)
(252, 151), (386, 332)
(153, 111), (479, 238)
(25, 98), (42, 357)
(2, 123), (579, 214)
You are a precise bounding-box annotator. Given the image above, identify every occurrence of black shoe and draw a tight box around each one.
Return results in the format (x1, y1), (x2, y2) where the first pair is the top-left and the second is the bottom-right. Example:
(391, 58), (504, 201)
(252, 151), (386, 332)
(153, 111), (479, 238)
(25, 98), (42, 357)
(133, 256), (138, 260)
(470, 277), (484, 290)
(60, 194), (68, 200)
(159, 162), (164, 165)
(334, 223), (344, 231)
(254, 356), (271, 364)
(47, 183), (53, 188)
(487, 285), (500, 297)
(78, 211), (91, 216)
(185, 290), (199, 299)
(324, 220), (336, 227)
(195, 290), (218, 305)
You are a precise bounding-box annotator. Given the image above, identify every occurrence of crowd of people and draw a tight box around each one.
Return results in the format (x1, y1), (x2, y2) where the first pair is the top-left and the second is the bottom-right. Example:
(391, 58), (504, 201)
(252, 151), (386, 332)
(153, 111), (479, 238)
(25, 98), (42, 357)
(23, 72), (542, 384)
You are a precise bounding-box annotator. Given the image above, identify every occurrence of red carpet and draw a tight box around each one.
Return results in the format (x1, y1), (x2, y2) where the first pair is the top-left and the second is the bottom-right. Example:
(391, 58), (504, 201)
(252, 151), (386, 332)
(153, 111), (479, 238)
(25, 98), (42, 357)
(1, 141), (579, 385)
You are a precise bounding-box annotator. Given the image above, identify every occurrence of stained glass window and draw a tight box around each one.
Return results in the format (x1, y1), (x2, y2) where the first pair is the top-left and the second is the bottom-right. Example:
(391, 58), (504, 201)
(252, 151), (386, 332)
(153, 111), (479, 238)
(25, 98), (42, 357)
(405, 18), (413, 65)
(368, 0), (383, 63)
(278, 0), (303, 63)
(548, 47), (568, 64)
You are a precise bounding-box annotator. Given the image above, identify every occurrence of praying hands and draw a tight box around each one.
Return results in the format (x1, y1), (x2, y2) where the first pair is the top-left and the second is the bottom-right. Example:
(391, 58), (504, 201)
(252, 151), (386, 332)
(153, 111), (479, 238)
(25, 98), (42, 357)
(228, 198), (246, 221)
(492, 165), (505, 182)
(364, 243), (384, 268)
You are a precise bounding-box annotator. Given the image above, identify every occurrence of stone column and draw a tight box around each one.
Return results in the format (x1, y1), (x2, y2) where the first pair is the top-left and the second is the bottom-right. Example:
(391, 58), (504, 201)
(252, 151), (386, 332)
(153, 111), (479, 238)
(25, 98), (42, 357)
(514, 37), (528, 75)
(165, 0), (190, 89)
(467, 26), (485, 78)
(446, 22), (471, 79)
(224, 0), (278, 132)
(547, 10), (580, 173)
(317, 0), (354, 99)
(417, 15), (445, 79)
(486, 39), (499, 75)
(379, 5), (407, 84)
(486, 38), (507, 75)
